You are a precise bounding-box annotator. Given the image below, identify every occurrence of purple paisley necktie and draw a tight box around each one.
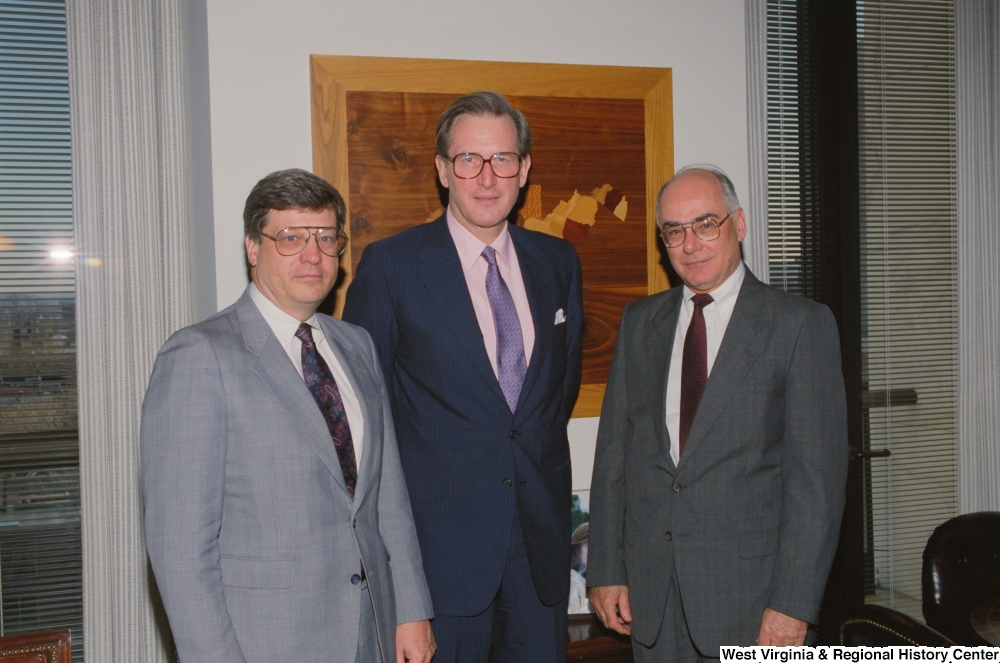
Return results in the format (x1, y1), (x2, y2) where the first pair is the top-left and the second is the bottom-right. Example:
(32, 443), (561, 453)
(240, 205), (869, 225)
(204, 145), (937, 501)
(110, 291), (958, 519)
(482, 246), (527, 413)
(296, 323), (358, 498)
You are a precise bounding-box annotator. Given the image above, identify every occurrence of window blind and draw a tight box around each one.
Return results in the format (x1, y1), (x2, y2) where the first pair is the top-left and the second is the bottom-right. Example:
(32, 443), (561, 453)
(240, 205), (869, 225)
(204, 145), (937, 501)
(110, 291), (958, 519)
(0, 0), (82, 659)
(766, 0), (809, 297)
(857, 0), (957, 616)
(766, 0), (957, 621)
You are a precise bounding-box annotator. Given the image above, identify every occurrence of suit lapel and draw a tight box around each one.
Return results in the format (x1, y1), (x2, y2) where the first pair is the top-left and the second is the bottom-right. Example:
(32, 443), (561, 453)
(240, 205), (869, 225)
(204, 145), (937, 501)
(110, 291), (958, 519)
(317, 316), (380, 511)
(650, 289), (683, 473)
(236, 291), (352, 499)
(419, 217), (507, 407)
(508, 225), (554, 416)
(677, 273), (768, 470)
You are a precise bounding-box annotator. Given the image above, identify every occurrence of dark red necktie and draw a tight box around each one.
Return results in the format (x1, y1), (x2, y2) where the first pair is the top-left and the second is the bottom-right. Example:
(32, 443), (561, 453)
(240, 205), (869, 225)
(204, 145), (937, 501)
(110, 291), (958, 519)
(296, 323), (358, 498)
(679, 293), (714, 458)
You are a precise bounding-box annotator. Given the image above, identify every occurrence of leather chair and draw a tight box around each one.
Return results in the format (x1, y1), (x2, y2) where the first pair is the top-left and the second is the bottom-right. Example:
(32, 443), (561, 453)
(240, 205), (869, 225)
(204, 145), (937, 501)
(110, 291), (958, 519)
(922, 511), (1000, 645)
(0, 629), (71, 663)
(840, 604), (954, 646)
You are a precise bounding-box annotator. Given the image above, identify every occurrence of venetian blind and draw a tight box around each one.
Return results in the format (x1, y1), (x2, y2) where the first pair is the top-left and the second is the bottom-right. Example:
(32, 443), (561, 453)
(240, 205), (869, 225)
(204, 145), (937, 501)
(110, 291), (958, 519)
(0, 0), (83, 659)
(766, 0), (810, 297)
(857, 0), (957, 616)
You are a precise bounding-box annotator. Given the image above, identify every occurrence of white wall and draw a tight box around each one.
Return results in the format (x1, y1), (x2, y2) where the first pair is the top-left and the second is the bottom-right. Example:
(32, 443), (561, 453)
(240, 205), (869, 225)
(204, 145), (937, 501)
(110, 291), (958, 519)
(204, 0), (749, 488)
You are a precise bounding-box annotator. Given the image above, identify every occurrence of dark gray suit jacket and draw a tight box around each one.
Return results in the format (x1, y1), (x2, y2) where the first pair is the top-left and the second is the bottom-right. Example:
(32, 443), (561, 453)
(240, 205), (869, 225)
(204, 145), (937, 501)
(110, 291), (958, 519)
(588, 269), (847, 654)
(141, 288), (432, 663)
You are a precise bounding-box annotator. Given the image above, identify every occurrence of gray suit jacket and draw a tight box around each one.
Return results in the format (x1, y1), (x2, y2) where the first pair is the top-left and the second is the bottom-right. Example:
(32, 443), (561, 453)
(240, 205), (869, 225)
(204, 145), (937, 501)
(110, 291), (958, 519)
(141, 288), (432, 663)
(588, 269), (847, 654)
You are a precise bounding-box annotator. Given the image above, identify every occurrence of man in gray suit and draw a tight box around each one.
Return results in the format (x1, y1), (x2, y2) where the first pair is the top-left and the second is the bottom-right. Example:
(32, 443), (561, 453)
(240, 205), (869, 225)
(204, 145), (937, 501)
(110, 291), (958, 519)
(587, 165), (847, 660)
(141, 169), (435, 663)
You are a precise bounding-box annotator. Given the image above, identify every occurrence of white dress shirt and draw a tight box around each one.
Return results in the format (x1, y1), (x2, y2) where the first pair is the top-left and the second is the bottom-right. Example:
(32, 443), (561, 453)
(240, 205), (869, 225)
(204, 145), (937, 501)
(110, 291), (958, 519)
(250, 284), (365, 462)
(447, 210), (536, 374)
(665, 262), (746, 465)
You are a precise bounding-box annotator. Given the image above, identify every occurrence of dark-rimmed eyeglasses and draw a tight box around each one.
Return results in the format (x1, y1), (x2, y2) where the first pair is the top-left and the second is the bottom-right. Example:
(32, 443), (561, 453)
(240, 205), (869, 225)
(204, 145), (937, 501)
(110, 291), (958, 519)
(260, 227), (349, 257)
(446, 152), (522, 179)
(659, 211), (735, 248)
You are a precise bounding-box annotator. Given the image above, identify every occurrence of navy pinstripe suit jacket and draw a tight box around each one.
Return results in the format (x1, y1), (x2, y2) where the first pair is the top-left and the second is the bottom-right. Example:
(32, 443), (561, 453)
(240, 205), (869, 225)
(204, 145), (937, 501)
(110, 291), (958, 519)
(343, 215), (583, 615)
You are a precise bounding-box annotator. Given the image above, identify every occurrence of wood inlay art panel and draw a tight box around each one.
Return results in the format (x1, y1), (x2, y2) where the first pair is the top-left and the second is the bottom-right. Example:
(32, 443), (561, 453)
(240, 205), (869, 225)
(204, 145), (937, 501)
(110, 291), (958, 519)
(345, 91), (647, 389)
(311, 56), (674, 416)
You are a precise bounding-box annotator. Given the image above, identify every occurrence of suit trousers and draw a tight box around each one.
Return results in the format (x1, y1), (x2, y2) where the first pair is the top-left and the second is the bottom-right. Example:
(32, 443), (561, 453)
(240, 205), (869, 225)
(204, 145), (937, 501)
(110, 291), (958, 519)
(631, 567), (712, 663)
(431, 512), (568, 663)
(357, 582), (383, 663)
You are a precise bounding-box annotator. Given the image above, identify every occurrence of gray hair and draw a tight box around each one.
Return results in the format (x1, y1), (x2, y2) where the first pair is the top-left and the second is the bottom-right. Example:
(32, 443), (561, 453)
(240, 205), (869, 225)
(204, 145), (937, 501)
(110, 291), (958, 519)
(243, 168), (346, 243)
(435, 91), (532, 158)
(655, 164), (741, 224)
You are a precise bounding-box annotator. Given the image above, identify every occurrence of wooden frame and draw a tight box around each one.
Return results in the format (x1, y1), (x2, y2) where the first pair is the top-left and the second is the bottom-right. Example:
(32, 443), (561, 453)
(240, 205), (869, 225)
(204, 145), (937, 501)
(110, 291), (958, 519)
(311, 56), (673, 417)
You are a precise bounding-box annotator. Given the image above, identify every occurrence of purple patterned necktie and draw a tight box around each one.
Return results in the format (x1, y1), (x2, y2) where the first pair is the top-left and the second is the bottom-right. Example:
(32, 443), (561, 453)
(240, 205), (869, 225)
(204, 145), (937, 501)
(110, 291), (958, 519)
(296, 323), (358, 498)
(482, 246), (527, 413)
(679, 293), (714, 457)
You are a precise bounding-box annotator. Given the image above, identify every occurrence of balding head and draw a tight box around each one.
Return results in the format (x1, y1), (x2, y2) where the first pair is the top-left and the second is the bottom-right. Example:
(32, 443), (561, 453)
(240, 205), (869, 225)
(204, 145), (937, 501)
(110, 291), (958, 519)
(656, 165), (740, 224)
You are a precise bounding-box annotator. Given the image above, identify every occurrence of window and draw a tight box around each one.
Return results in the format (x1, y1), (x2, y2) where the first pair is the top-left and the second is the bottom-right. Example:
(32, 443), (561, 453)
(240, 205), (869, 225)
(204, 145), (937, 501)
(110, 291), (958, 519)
(0, 0), (82, 659)
(765, 0), (958, 620)
(856, 0), (957, 616)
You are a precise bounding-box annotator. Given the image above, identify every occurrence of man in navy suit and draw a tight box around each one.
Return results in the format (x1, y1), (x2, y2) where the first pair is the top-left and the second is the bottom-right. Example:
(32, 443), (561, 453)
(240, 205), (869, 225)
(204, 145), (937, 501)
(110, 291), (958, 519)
(343, 91), (583, 663)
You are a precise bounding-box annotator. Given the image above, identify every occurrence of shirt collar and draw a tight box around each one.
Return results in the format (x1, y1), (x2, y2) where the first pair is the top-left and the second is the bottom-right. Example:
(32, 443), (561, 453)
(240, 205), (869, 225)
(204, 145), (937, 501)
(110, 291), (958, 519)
(446, 209), (513, 272)
(249, 283), (323, 350)
(682, 261), (746, 315)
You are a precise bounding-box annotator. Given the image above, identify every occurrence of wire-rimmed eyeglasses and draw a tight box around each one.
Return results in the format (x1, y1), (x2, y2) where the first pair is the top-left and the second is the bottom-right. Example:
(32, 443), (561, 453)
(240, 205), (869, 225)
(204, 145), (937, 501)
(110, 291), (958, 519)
(260, 227), (349, 257)
(659, 211), (735, 248)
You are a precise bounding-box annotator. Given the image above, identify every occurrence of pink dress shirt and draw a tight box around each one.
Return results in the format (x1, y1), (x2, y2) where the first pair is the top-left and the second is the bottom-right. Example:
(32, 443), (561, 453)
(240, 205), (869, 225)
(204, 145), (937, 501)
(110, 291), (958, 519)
(447, 210), (536, 374)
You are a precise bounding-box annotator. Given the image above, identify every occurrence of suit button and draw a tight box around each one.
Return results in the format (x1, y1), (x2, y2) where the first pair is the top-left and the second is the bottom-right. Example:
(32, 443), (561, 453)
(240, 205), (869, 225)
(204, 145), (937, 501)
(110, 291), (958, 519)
(503, 479), (512, 486)
(665, 531), (673, 541)
(351, 574), (361, 585)
(672, 483), (681, 493)
(352, 518), (357, 529)
(510, 430), (518, 439)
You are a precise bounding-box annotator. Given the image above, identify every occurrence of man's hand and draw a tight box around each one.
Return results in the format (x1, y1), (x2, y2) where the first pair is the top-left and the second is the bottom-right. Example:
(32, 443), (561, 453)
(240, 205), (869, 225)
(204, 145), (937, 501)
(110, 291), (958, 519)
(588, 585), (633, 635)
(396, 619), (435, 663)
(756, 608), (808, 646)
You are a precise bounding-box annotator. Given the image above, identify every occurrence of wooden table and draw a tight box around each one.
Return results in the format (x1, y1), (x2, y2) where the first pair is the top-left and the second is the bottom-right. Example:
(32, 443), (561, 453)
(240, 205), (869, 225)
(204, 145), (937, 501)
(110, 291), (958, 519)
(970, 595), (1000, 646)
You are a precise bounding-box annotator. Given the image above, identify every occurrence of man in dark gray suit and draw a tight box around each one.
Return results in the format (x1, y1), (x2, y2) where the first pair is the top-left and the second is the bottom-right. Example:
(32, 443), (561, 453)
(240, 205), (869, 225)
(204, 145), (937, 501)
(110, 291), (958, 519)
(141, 169), (435, 663)
(587, 165), (848, 660)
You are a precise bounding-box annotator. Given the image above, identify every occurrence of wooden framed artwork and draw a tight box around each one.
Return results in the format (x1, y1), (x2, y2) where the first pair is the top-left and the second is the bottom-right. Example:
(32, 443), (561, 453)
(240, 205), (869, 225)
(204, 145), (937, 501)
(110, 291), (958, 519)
(310, 55), (673, 417)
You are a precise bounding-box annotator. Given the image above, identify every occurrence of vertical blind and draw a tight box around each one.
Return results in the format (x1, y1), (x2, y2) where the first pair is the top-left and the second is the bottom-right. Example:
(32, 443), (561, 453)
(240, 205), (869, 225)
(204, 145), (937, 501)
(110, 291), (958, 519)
(857, 0), (957, 614)
(0, 0), (82, 659)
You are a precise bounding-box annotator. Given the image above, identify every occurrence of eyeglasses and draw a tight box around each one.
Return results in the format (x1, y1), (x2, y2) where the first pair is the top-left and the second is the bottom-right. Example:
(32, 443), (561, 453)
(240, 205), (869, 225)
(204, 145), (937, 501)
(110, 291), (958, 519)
(659, 211), (735, 248)
(260, 227), (349, 257)
(446, 152), (523, 179)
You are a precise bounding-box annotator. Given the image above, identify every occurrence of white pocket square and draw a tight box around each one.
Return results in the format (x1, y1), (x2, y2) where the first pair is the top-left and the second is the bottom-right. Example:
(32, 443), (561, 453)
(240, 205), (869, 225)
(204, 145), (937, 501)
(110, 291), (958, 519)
(554, 309), (566, 325)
